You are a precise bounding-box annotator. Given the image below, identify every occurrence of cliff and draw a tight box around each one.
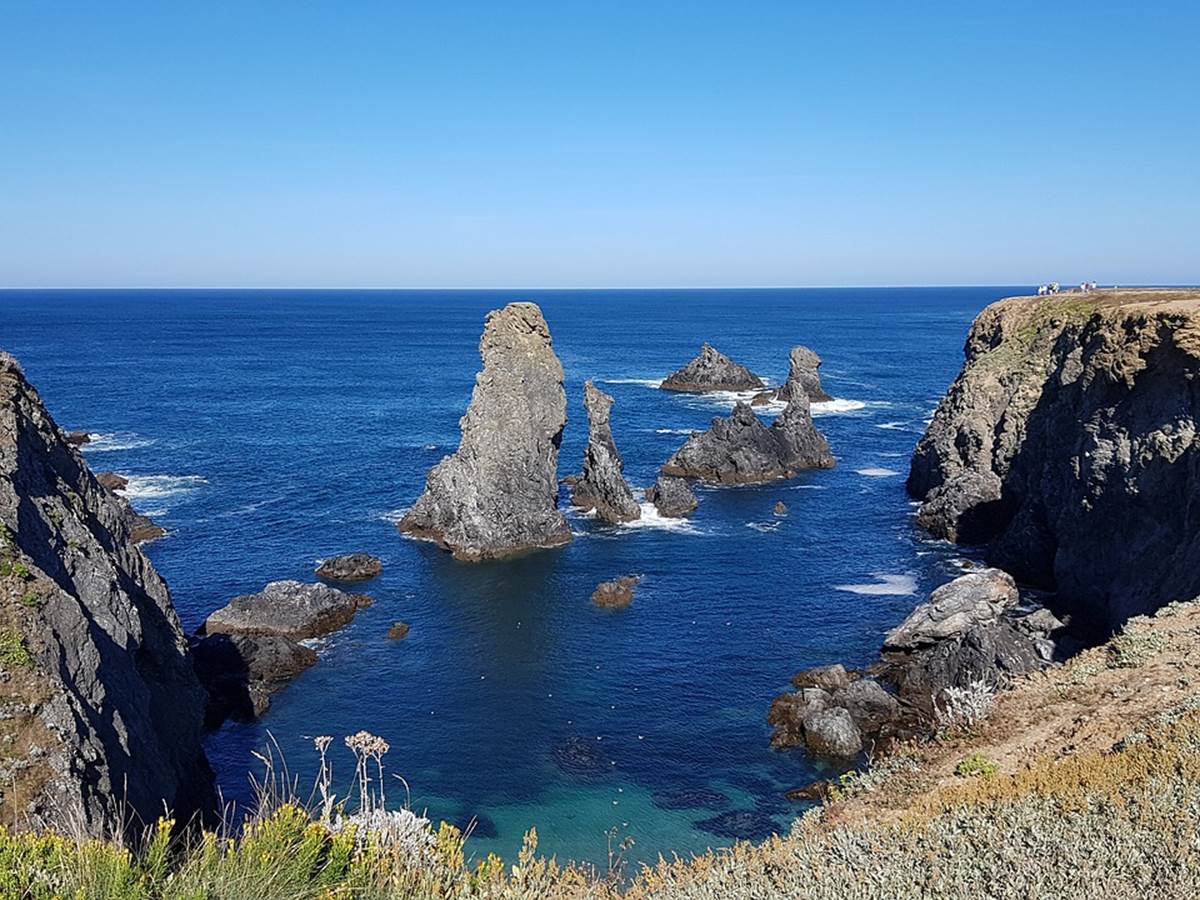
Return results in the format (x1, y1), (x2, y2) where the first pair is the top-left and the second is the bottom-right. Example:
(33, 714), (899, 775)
(908, 289), (1200, 630)
(0, 353), (214, 834)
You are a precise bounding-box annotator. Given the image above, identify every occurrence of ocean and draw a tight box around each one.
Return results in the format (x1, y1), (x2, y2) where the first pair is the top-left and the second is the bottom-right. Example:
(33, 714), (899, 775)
(0, 287), (1020, 868)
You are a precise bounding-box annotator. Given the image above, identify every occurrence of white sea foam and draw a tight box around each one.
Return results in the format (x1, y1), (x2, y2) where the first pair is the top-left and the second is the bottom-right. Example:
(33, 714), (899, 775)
(603, 377), (664, 388)
(117, 475), (207, 501)
(745, 521), (780, 533)
(379, 507), (410, 524)
(876, 421), (908, 430)
(811, 398), (868, 416)
(616, 502), (704, 535)
(856, 467), (901, 477)
(833, 574), (918, 596)
(80, 432), (156, 453)
(654, 428), (694, 435)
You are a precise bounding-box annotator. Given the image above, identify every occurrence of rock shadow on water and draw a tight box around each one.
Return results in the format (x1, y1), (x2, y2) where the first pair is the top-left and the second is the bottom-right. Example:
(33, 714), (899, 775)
(650, 787), (730, 812)
(693, 808), (782, 843)
(452, 812), (499, 840)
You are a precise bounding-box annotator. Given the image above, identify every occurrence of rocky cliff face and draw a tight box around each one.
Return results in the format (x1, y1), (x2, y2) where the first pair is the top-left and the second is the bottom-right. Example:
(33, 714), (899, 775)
(399, 303), (571, 560)
(0, 353), (214, 834)
(570, 381), (640, 524)
(662, 397), (834, 483)
(908, 290), (1200, 630)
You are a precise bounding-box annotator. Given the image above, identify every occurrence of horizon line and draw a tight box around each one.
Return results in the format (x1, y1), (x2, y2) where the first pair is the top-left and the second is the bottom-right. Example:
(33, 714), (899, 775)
(3, 282), (1192, 293)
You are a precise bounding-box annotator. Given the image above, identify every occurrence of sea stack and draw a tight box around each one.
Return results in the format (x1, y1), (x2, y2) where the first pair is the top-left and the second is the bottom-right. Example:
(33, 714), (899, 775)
(774, 346), (833, 403)
(0, 352), (214, 834)
(645, 474), (699, 517)
(662, 395), (834, 484)
(661, 343), (765, 393)
(907, 289), (1200, 629)
(570, 381), (640, 524)
(399, 302), (571, 560)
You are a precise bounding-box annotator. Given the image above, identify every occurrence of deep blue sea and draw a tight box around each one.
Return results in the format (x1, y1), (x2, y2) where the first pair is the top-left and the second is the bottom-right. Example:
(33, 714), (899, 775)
(1, 287), (1019, 868)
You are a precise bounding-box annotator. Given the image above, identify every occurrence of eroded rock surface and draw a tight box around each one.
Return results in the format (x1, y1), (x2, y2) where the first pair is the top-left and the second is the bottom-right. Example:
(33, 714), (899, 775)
(93, 472), (165, 544)
(203, 580), (364, 640)
(0, 353), (214, 834)
(662, 400), (834, 484)
(908, 290), (1200, 628)
(774, 346), (833, 403)
(661, 343), (764, 393)
(399, 303), (571, 560)
(315, 553), (382, 583)
(592, 575), (640, 609)
(645, 474), (698, 517)
(570, 382), (640, 524)
(883, 568), (1018, 651)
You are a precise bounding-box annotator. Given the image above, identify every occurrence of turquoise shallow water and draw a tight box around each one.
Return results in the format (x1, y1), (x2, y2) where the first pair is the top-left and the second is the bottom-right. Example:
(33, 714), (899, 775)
(1, 287), (1018, 867)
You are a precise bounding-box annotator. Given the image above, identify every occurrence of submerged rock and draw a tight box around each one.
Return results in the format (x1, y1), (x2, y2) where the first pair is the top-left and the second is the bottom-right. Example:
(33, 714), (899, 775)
(773, 500), (788, 516)
(661, 400), (834, 484)
(592, 575), (640, 609)
(774, 346), (833, 403)
(907, 289), (1200, 629)
(315, 553), (383, 583)
(645, 474), (698, 517)
(387, 621), (410, 640)
(452, 812), (499, 839)
(203, 580), (363, 640)
(399, 303), (571, 560)
(191, 632), (317, 726)
(570, 381), (640, 524)
(651, 787), (730, 811)
(661, 343), (764, 393)
(552, 737), (611, 778)
(0, 353), (214, 834)
(694, 809), (781, 842)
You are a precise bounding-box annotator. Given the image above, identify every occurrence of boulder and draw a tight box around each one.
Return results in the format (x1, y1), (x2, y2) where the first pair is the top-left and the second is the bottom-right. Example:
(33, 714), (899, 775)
(570, 382), (640, 524)
(803, 707), (863, 758)
(592, 575), (640, 610)
(768, 687), (830, 748)
(191, 632), (317, 726)
(661, 400), (834, 484)
(387, 622), (410, 640)
(773, 500), (788, 516)
(883, 569), (1018, 650)
(315, 553), (383, 583)
(661, 343), (764, 393)
(645, 474), (698, 517)
(830, 678), (900, 733)
(790, 663), (851, 692)
(63, 430), (91, 446)
(914, 470), (1004, 544)
(399, 303), (571, 560)
(774, 346), (833, 403)
(96, 471), (127, 491)
(203, 580), (362, 640)
(0, 353), (214, 834)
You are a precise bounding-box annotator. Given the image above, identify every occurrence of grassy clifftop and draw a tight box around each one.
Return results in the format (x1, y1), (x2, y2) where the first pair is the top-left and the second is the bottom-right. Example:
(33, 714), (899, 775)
(4, 599), (1200, 898)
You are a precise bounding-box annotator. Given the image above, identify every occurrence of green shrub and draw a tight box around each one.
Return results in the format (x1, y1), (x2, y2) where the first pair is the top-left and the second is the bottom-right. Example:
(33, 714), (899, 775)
(955, 752), (999, 778)
(0, 628), (32, 669)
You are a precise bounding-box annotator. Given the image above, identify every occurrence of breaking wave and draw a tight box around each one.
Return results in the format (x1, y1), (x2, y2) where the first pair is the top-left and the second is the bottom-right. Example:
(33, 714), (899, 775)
(833, 574), (918, 596)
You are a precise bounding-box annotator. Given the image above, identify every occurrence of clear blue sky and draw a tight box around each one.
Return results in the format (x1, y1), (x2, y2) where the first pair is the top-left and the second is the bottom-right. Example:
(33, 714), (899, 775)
(2, 1), (1196, 288)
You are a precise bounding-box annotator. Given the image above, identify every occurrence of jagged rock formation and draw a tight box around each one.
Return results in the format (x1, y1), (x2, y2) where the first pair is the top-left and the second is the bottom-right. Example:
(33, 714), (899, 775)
(592, 575), (640, 609)
(399, 303), (571, 560)
(908, 290), (1200, 630)
(662, 399), (834, 483)
(645, 475), (698, 517)
(0, 353), (214, 834)
(770, 569), (1055, 753)
(570, 382), (640, 524)
(315, 553), (382, 582)
(774, 346), (833, 403)
(661, 343), (765, 393)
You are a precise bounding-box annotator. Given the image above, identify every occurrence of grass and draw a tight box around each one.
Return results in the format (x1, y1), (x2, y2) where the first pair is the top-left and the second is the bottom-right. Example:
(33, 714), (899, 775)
(0, 628), (33, 670)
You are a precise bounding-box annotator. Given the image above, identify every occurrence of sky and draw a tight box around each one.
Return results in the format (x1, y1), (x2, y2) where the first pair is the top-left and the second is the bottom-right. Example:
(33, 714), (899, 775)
(1, 1), (1197, 288)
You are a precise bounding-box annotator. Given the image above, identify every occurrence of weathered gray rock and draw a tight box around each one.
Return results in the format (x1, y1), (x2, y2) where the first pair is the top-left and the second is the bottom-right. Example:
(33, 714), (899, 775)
(191, 632), (317, 726)
(767, 687), (830, 749)
(0, 352), (214, 835)
(773, 500), (788, 516)
(315, 553), (382, 583)
(802, 707), (862, 758)
(399, 303), (571, 560)
(774, 346), (833, 403)
(203, 580), (364, 640)
(94, 471), (165, 544)
(661, 343), (764, 393)
(907, 289), (1200, 629)
(592, 575), (640, 609)
(645, 474), (698, 517)
(570, 382), (640, 524)
(790, 663), (851, 692)
(883, 569), (1018, 651)
(661, 399), (834, 484)
(831, 678), (901, 734)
